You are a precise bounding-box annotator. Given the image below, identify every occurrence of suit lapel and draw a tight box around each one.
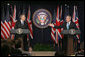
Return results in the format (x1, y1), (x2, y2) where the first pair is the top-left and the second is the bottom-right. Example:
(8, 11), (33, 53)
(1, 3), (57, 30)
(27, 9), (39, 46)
(65, 22), (71, 29)
(69, 22), (72, 29)
(65, 22), (67, 29)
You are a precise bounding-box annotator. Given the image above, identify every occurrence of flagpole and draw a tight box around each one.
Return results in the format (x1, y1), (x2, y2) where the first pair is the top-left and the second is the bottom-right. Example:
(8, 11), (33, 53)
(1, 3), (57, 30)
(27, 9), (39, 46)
(41, 28), (44, 44)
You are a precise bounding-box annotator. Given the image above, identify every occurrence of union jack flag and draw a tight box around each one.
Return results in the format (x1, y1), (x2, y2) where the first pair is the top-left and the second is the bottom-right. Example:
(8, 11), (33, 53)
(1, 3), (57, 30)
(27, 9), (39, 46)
(27, 6), (33, 39)
(55, 5), (62, 44)
(72, 6), (80, 43)
(51, 5), (62, 44)
(10, 5), (17, 40)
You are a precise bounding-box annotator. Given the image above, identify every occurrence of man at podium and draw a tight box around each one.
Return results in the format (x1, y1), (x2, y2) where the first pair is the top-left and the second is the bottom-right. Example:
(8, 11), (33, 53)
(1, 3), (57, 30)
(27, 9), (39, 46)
(14, 14), (29, 51)
(49, 15), (78, 55)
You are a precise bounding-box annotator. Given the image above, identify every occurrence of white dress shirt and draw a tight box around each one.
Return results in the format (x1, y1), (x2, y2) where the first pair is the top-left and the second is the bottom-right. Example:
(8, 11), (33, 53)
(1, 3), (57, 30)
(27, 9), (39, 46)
(21, 20), (24, 25)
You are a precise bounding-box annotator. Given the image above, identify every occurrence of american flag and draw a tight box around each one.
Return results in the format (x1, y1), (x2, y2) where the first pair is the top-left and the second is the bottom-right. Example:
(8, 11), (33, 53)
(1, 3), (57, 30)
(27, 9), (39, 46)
(72, 6), (80, 42)
(1, 5), (11, 40)
(27, 6), (33, 39)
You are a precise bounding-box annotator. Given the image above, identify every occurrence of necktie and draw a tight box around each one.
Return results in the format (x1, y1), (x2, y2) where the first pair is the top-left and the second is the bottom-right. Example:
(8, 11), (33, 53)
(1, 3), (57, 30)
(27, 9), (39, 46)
(66, 22), (69, 30)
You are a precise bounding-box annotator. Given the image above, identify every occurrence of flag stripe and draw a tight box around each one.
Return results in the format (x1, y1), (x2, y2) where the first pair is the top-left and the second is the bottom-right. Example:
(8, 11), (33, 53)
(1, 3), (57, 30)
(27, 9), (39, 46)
(3, 22), (10, 36)
(56, 29), (62, 39)
(72, 6), (76, 22)
(1, 27), (9, 38)
(10, 5), (16, 39)
(51, 32), (56, 42)
(1, 31), (5, 39)
(51, 27), (56, 42)
(13, 5), (16, 21)
(27, 6), (33, 39)
(4, 21), (10, 35)
(8, 22), (11, 29)
(1, 22), (9, 38)
(72, 6), (80, 40)
(27, 22), (33, 39)
(56, 30), (58, 44)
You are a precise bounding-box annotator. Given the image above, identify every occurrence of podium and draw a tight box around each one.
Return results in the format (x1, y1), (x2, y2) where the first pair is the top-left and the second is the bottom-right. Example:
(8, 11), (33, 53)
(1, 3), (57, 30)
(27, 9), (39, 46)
(10, 28), (29, 50)
(10, 28), (29, 34)
(61, 29), (80, 56)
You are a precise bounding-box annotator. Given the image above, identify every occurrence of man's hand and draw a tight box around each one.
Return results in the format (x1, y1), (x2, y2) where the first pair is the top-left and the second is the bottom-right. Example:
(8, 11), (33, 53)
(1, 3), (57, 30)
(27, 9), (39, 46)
(78, 39), (80, 43)
(48, 23), (54, 27)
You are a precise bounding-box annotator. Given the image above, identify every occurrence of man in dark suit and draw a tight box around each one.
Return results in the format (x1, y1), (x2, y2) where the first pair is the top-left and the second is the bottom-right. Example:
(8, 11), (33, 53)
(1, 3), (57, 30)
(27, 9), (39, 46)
(14, 14), (29, 51)
(49, 15), (78, 55)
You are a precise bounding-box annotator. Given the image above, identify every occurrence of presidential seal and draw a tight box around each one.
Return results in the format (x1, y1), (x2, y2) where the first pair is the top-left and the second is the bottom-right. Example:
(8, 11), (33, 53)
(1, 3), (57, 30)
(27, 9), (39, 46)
(16, 28), (23, 34)
(33, 9), (52, 28)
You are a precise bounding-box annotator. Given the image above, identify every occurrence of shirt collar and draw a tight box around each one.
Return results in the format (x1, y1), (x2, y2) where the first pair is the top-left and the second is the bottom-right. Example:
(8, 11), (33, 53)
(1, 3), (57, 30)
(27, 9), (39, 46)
(69, 21), (71, 25)
(21, 20), (23, 23)
(67, 21), (71, 25)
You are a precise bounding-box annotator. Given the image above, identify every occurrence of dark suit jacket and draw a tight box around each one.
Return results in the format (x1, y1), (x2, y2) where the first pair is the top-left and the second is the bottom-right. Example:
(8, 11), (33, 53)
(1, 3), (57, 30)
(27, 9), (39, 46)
(54, 21), (78, 51)
(14, 20), (29, 40)
(54, 21), (78, 30)
(54, 21), (78, 37)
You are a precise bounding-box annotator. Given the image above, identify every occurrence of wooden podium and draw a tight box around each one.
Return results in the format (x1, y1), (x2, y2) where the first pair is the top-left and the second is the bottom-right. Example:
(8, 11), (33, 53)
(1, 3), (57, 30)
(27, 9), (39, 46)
(61, 29), (80, 56)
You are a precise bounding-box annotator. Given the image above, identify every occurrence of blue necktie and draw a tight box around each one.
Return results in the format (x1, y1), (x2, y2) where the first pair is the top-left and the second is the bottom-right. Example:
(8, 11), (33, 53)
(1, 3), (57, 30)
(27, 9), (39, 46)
(67, 23), (69, 30)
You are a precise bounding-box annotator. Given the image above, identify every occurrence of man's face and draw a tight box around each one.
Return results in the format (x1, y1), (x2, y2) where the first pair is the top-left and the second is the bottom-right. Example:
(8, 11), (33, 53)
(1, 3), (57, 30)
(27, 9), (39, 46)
(66, 16), (71, 22)
(20, 15), (26, 21)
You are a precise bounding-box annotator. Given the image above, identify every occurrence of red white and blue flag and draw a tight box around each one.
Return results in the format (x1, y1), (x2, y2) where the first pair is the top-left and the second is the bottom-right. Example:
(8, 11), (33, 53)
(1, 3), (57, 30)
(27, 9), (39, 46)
(51, 9), (56, 44)
(10, 5), (17, 40)
(1, 6), (11, 40)
(51, 6), (62, 44)
(27, 6), (33, 39)
(59, 5), (64, 25)
(56, 5), (62, 44)
(59, 5), (64, 39)
(72, 6), (80, 42)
